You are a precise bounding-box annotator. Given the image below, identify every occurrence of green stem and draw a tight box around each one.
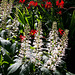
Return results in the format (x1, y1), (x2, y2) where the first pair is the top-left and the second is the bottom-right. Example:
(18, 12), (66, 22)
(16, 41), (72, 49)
(32, 9), (34, 29)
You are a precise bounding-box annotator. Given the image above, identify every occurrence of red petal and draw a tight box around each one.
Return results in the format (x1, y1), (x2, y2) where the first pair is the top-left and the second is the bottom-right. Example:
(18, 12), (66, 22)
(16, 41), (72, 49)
(56, 0), (59, 6)
(34, 2), (38, 7)
(41, 4), (44, 7)
(23, 0), (25, 3)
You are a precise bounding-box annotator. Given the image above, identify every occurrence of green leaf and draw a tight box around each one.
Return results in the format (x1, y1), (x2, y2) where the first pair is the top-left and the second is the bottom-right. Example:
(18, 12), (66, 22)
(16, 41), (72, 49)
(0, 30), (8, 38)
(1, 48), (13, 63)
(8, 58), (22, 75)
(69, 10), (75, 36)
(10, 43), (16, 54)
(19, 62), (30, 75)
(38, 3), (46, 13)
(25, 7), (29, 14)
(0, 54), (3, 66)
(41, 67), (52, 75)
(9, 15), (14, 20)
(20, 29), (23, 33)
(25, 17), (29, 25)
(66, 72), (75, 75)
(19, 64), (27, 75)
(53, 70), (63, 75)
(30, 46), (35, 50)
(2, 61), (9, 64)
(15, 8), (26, 25)
(0, 37), (11, 53)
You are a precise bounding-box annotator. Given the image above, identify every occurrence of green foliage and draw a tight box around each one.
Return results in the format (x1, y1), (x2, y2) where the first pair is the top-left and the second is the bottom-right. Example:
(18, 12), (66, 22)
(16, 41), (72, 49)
(8, 58), (22, 75)
(15, 7), (31, 26)
(66, 72), (75, 75)
(69, 10), (75, 37)
(0, 37), (18, 55)
(41, 67), (52, 75)
(0, 51), (8, 66)
(30, 46), (35, 50)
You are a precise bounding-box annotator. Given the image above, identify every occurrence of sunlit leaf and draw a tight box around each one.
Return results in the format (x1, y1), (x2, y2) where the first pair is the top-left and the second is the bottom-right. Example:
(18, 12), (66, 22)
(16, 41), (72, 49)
(66, 72), (75, 75)
(30, 46), (35, 50)
(8, 58), (22, 75)
(10, 42), (16, 54)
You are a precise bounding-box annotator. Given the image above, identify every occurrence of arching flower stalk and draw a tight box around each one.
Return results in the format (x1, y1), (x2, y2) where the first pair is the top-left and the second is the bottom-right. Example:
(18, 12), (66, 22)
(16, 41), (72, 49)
(8, 0), (13, 13)
(60, 29), (69, 49)
(6, 19), (20, 38)
(19, 24), (31, 59)
(33, 21), (43, 51)
(45, 21), (69, 70)
(47, 22), (59, 52)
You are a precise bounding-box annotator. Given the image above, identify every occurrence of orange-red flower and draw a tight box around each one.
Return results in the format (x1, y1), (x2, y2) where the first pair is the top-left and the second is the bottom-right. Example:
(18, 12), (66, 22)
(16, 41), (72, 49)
(57, 11), (62, 15)
(45, 2), (52, 9)
(34, 2), (38, 7)
(29, 29), (38, 36)
(58, 28), (64, 35)
(56, 0), (59, 6)
(29, 1), (38, 7)
(19, 35), (25, 42)
(27, 6), (31, 9)
(19, 0), (25, 3)
(41, 4), (44, 7)
(29, 1), (35, 6)
(56, 0), (64, 8)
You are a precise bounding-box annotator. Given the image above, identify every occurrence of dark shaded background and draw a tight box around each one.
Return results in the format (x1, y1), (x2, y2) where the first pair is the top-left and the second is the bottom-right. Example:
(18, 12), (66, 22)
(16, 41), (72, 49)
(62, 0), (75, 73)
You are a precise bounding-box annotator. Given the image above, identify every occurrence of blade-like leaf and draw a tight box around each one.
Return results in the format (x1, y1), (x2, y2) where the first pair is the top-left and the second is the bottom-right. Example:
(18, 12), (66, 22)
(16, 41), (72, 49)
(10, 42), (16, 54)
(41, 67), (52, 75)
(0, 37), (11, 52)
(8, 58), (22, 75)
(66, 72), (75, 75)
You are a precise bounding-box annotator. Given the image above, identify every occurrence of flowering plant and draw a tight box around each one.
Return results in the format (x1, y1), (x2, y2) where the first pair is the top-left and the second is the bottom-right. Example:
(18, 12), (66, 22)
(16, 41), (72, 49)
(0, 0), (75, 75)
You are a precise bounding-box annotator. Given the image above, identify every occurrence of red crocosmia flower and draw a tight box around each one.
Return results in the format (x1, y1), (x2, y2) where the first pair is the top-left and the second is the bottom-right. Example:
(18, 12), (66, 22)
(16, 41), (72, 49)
(27, 6), (31, 9)
(19, 35), (25, 42)
(59, 0), (64, 8)
(29, 1), (35, 6)
(56, 0), (59, 6)
(57, 11), (62, 15)
(42, 0), (48, 2)
(41, 4), (44, 7)
(58, 28), (64, 35)
(56, 0), (64, 8)
(34, 2), (38, 7)
(29, 1), (38, 7)
(29, 29), (38, 36)
(28, 1), (38, 8)
(19, 0), (25, 3)
(45, 2), (52, 9)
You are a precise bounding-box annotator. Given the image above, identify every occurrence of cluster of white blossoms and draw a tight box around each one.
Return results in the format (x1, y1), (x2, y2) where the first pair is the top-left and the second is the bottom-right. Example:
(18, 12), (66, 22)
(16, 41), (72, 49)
(19, 21), (69, 71)
(44, 22), (69, 70)
(6, 19), (20, 37)
(0, 0), (13, 30)
(0, 0), (13, 21)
